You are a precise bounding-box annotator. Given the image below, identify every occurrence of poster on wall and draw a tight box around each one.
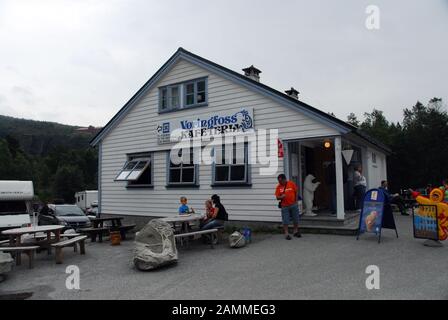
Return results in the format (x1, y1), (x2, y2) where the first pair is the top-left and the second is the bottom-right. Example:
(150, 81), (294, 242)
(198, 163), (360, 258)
(413, 205), (439, 240)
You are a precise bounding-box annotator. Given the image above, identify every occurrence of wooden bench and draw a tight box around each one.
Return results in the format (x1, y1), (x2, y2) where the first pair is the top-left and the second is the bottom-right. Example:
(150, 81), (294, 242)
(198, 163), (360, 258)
(175, 228), (219, 248)
(51, 236), (87, 264)
(111, 224), (136, 240)
(0, 246), (40, 269)
(79, 227), (108, 243)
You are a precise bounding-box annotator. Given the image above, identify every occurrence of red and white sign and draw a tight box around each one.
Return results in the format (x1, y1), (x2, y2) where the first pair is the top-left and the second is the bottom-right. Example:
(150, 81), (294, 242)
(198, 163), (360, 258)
(278, 139), (284, 158)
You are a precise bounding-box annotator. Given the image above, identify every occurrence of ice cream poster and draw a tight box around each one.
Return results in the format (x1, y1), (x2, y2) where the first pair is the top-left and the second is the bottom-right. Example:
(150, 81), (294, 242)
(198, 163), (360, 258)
(359, 202), (384, 234)
(358, 189), (386, 235)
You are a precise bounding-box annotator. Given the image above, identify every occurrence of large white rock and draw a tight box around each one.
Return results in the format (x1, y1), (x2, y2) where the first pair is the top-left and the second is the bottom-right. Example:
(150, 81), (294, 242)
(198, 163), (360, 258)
(0, 252), (14, 276)
(133, 219), (178, 271)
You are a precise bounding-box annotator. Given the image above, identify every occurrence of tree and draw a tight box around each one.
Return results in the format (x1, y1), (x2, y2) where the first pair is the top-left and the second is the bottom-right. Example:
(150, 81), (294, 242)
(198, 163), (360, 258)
(347, 113), (360, 127)
(52, 165), (85, 203)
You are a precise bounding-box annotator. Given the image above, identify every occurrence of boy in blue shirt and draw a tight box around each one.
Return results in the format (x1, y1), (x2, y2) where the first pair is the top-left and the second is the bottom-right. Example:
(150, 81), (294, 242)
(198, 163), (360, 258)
(179, 196), (195, 215)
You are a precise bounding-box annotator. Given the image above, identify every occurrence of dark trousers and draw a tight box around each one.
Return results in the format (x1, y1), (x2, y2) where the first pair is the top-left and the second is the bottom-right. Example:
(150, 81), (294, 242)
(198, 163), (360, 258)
(354, 185), (366, 210)
(390, 196), (406, 214)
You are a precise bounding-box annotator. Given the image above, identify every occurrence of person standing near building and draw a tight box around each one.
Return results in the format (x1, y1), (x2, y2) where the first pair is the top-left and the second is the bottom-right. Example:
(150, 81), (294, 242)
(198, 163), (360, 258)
(353, 165), (367, 210)
(275, 174), (301, 240)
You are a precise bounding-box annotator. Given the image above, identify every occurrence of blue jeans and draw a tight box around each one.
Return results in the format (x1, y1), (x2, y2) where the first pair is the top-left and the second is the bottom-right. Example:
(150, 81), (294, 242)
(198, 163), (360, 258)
(280, 203), (300, 225)
(201, 219), (224, 230)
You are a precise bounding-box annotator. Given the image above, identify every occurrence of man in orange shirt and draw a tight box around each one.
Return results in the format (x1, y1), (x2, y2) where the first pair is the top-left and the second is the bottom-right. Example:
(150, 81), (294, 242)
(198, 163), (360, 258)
(275, 173), (301, 240)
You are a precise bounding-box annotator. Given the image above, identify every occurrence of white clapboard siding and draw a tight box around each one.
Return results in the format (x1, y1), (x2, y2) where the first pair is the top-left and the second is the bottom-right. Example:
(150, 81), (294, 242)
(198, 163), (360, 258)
(100, 58), (339, 222)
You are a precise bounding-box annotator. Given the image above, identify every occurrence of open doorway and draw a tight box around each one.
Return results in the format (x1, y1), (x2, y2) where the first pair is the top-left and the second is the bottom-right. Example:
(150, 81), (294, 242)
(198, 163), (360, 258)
(288, 138), (361, 215)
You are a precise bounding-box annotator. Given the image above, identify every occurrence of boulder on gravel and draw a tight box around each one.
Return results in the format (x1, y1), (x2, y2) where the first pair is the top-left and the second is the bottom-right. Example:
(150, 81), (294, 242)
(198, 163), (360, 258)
(133, 219), (178, 271)
(0, 252), (14, 278)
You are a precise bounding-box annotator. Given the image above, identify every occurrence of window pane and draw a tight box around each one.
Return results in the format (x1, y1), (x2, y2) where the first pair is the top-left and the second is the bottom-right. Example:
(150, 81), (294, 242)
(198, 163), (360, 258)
(230, 165), (246, 181)
(215, 145), (224, 165)
(170, 86), (179, 108)
(197, 92), (205, 104)
(215, 166), (229, 181)
(127, 161), (149, 180)
(170, 168), (181, 183)
(197, 80), (205, 92)
(234, 144), (245, 164)
(129, 163), (152, 185)
(116, 161), (138, 180)
(186, 94), (194, 105)
(160, 89), (167, 109)
(182, 168), (195, 183)
(186, 83), (194, 94)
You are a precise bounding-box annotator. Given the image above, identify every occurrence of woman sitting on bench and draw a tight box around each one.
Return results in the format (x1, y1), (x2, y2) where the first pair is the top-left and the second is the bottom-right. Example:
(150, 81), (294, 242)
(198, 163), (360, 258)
(201, 194), (228, 230)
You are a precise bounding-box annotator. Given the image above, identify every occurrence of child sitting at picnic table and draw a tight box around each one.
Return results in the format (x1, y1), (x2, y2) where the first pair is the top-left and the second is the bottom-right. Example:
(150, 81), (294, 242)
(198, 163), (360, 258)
(178, 196), (195, 215)
(201, 199), (217, 226)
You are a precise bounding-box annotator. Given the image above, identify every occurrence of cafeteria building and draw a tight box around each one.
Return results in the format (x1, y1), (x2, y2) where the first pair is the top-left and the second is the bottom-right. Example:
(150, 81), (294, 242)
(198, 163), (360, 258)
(90, 48), (390, 225)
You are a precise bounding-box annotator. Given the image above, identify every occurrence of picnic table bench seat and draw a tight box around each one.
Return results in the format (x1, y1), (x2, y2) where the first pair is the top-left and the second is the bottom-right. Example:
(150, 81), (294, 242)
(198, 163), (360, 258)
(0, 246), (40, 269)
(51, 235), (88, 264)
(175, 228), (219, 248)
(110, 224), (136, 240)
(79, 227), (109, 243)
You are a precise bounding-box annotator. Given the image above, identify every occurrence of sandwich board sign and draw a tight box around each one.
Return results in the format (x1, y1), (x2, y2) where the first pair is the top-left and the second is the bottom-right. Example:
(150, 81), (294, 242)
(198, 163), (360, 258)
(413, 205), (439, 240)
(356, 188), (398, 243)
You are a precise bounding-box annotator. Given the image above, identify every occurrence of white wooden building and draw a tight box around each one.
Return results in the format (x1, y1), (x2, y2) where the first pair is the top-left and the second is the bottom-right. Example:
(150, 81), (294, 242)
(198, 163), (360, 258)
(91, 48), (390, 223)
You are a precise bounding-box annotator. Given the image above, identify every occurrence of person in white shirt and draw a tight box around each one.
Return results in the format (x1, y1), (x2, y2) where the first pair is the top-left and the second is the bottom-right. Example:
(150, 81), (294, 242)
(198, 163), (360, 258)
(353, 165), (367, 210)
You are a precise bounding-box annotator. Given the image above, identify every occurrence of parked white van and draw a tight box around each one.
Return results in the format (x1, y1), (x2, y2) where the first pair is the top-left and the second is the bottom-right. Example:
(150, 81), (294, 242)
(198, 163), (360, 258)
(0, 181), (33, 231)
(75, 190), (98, 212)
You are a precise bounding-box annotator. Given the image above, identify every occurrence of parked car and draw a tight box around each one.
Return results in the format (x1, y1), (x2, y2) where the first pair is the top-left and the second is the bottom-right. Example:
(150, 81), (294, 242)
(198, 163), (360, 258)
(85, 202), (98, 219)
(38, 204), (91, 230)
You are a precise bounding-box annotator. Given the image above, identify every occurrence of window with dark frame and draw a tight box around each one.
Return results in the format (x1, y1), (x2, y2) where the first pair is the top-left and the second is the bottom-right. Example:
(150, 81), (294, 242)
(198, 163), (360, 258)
(159, 85), (180, 111)
(214, 143), (248, 185)
(159, 77), (207, 112)
(168, 148), (197, 186)
(115, 153), (152, 187)
(185, 79), (206, 107)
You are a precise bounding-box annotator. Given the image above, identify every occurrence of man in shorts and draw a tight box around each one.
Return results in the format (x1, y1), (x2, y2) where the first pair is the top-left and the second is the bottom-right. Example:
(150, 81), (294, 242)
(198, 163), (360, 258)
(275, 173), (301, 240)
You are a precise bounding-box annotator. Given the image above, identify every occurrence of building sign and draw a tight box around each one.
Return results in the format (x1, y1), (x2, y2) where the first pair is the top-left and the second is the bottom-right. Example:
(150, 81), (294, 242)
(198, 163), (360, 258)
(413, 205), (439, 240)
(156, 107), (254, 144)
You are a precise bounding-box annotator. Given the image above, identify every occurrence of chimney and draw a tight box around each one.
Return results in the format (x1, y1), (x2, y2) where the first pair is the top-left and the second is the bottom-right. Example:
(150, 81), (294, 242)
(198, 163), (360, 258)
(285, 87), (300, 100)
(242, 65), (261, 82)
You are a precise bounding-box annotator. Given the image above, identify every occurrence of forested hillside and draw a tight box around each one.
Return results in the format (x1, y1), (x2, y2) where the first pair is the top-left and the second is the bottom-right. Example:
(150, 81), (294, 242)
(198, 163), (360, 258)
(0, 115), (100, 203)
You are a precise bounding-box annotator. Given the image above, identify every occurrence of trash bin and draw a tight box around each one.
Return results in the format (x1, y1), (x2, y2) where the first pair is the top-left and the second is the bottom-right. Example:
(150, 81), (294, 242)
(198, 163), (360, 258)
(110, 231), (121, 246)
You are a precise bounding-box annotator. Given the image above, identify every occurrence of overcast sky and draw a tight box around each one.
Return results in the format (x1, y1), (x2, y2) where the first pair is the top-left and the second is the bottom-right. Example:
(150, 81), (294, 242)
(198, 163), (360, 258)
(0, 0), (447, 127)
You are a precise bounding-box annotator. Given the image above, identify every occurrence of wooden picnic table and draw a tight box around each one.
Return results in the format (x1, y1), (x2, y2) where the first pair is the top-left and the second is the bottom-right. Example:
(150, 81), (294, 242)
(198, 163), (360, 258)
(160, 214), (204, 233)
(1, 225), (65, 264)
(89, 216), (123, 228)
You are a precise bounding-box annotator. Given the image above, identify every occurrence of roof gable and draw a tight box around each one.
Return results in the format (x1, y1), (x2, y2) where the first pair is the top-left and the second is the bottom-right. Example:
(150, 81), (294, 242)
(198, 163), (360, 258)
(91, 48), (361, 147)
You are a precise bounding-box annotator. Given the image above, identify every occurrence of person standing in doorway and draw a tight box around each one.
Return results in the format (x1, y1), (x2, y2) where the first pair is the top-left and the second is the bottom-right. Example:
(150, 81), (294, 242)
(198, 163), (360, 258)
(275, 174), (301, 240)
(353, 165), (367, 210)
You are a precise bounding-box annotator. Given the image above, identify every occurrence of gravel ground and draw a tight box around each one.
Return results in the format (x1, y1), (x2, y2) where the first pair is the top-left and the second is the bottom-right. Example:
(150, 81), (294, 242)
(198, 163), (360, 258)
(0, 214), (447, 300)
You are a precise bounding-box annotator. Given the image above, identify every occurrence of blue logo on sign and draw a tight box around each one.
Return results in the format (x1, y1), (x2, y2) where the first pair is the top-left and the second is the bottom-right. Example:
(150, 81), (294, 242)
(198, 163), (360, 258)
(162, 122), (170, 133)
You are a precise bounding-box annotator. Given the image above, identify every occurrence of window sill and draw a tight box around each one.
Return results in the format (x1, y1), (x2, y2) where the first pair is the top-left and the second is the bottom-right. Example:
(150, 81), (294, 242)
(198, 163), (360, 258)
(158, 103), (208, 114)
(165, 184), (200, 189)
(126, 185), (154, 189)
(211, 183), (252, 188)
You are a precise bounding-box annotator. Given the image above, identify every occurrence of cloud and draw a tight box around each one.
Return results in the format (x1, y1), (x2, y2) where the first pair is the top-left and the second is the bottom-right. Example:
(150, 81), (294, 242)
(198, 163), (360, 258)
(0, 0), (446, 126)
